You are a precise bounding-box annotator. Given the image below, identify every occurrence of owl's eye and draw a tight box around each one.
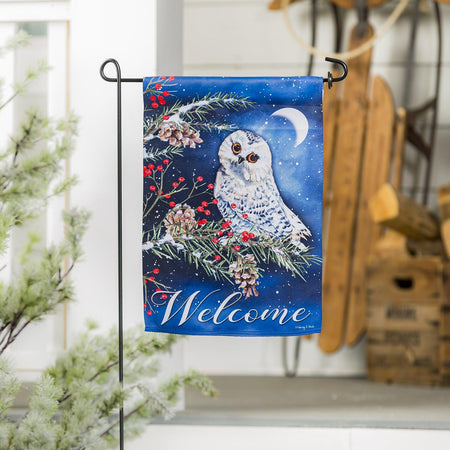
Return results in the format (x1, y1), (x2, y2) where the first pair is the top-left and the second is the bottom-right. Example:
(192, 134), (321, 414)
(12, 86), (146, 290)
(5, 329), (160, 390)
(246, 153), (259, 164)
(232, 143), (241, 154)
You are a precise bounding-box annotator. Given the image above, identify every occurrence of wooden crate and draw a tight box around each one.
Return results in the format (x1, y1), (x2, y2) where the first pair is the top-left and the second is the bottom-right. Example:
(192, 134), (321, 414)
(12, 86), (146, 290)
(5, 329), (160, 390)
(366, 255), (450, 386)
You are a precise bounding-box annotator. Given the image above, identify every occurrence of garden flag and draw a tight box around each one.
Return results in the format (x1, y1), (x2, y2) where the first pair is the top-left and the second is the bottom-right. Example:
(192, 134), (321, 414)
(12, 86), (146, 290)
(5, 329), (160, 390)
(142, 76), (323, 336)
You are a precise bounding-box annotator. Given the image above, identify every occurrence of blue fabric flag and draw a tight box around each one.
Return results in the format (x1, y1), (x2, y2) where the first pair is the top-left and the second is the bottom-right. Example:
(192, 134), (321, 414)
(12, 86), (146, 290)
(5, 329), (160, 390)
(142, 76), (323, 336)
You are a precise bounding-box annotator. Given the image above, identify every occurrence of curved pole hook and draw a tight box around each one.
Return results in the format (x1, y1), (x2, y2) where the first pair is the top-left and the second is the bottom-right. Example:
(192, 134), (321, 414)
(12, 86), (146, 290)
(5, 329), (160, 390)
(323, 57), (348, 89)
(100, 58), (122, 83)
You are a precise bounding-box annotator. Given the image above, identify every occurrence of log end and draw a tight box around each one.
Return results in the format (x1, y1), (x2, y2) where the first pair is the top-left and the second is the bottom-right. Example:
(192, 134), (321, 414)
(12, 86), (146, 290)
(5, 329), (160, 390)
(369, 183), (399, 224)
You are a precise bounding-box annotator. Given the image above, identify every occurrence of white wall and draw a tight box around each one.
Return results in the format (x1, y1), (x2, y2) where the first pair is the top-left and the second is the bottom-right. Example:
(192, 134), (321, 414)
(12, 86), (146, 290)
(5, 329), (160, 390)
(69, 0), (183, 373)
(181, 0), (450, 376)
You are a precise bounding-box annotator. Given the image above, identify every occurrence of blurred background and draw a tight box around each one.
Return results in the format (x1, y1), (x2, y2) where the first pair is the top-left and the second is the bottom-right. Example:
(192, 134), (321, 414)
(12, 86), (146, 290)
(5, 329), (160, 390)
(1, 0), (450, 448)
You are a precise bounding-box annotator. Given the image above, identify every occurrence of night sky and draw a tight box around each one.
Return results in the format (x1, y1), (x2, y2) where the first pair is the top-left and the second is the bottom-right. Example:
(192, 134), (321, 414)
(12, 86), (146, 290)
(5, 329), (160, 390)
(142, 76), (323, 336)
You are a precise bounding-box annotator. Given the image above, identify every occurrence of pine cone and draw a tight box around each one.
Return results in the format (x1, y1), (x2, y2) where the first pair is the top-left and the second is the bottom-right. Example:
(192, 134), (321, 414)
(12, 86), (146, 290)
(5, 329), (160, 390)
(163, 204), (197, 236)
(158, 122), (203, 148)
(229, 255), (259, 298)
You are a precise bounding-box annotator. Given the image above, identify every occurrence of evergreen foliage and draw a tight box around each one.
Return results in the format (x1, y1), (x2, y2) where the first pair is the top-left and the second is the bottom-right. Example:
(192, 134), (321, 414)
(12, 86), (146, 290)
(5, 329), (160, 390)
(0, 33), (216, 449)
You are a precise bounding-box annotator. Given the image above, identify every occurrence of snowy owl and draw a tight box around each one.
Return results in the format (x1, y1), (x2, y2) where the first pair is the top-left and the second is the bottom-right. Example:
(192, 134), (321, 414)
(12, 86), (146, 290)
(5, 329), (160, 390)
(214, 130), (311, 244)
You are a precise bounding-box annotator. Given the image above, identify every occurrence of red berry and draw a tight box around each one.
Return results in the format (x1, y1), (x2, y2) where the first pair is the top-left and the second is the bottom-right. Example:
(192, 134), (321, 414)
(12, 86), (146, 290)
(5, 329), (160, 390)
(222, 222), (229, 229)
(149, 164), (155, 170)
(163, 159), (169, 165)
(214, 255), (221, 261)
(159, 191), (163, 195)
(242, 231), (249, 237)
(197, 206), (204, 212)
(230, 203), (236, 209)
(202, 201), (208, 207)
(152, 102), (158, 109)
(212, 199), (219, 205)
(172, 182), (179, 188)
(144, 303), (147, 307)
(150, 95), (156, 101)
(161, 294), (168, 300)
(169, 76), (175, 80)
(197, 219), (207, 226)
(169, 201), (176, 207)
(146, 310), (152, 315)
(144, 279), (148, 284)
(163, 115), (170, 120)
(197, 176), (203, 182)
(228, 231), (233, 237)
(163, 90), (169, 97)
(178, 177), (185, 182)
(208, 183), (214, 189)
(157, 165), (163, 171)
(153, 268), (159, 274)
(158, 95), (164, 102)
(242, 236), (249, 242)
(216, 231), (223, 237)
(249, 232), (255, 239)
(149, 186), (156, 191)
(149, 276), (155, 281)
(164, 194), (171, 199)
(156, 288), (162, 292)
(161, 76), (167, 79)
(234, 245), (241, 251)
(212, 237), (219, 244)
(155, 83), (162, 90)
(242, 213), (248, 219)
(159, 99), (166, 105)
(204, 210), (211, 216)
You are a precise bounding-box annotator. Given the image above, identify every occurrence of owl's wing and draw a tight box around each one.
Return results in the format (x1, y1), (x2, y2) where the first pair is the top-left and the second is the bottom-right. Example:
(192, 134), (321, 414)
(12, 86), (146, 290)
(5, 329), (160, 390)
(268, 176), (311, 239)
(243, 176), (311, 240)
(214, 168), (310, 240)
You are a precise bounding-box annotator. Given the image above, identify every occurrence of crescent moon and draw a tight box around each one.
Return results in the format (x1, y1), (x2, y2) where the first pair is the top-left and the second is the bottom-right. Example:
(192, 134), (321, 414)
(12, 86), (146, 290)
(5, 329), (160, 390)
(271, 108), (309, 147)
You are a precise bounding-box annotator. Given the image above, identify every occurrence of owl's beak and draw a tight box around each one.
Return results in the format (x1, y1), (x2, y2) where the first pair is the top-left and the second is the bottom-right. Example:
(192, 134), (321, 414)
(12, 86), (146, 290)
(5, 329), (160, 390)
(238, 156), (245, 164)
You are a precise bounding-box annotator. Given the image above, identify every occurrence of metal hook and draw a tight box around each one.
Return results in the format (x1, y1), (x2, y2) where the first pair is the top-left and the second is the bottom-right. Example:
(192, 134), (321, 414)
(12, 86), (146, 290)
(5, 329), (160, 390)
(323, 57), (348, 89)
(100, 58), (121, 82)
(100, 58), (142, 83)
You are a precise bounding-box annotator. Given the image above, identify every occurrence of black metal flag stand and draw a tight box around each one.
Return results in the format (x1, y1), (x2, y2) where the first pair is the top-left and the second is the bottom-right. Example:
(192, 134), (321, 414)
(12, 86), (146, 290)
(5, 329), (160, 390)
(99, 56), (347, 449)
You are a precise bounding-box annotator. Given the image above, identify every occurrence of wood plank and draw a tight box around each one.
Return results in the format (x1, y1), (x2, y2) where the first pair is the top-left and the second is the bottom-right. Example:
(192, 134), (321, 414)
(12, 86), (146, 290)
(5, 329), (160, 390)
(367, 303), (440, 332)
(369, 183), (440, 240)
(346, 76), (395, 346)
(319, 24), (374, 353)
(440, 340), (450, 375)
(391, 107), (406, 190)
(438, 184), (450, 220)
(442, 221), (450, 259)
(367, 257), (444, 304)
(367, 329), (439, 350)
(323, 71), (340, 212)
(438, 184), (450, 258)
(321, 69), (341, 309)
(368, 350), (439, 370)
(368, 367), (442, 386)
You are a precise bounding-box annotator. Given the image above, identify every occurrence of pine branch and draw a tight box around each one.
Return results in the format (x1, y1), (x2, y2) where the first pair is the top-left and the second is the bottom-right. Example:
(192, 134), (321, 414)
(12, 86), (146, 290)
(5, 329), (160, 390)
(144, 143), (184, 160)
(143, 215), (321, 298)
(0, 209), (89, 356)
(0, 60), (50, 111)
(188, 121), (237, 133)
(0, 30), (29, 58)
(143, 93), (254, 139)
